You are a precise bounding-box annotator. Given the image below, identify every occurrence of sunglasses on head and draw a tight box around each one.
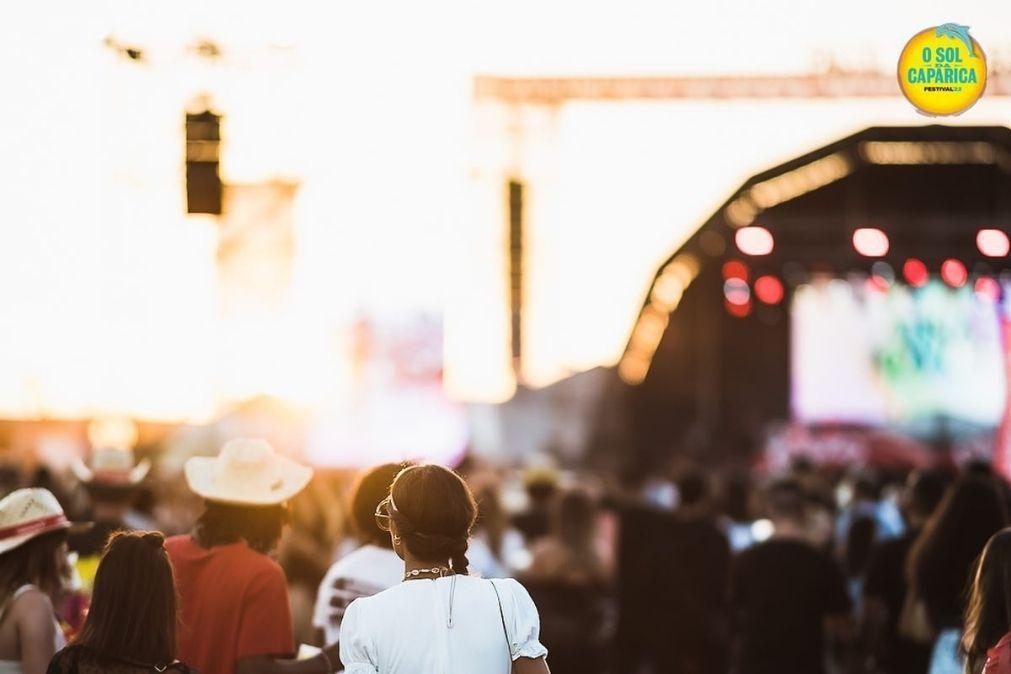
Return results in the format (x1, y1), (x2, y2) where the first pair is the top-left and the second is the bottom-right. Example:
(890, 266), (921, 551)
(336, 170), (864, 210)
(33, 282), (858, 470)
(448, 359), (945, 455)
(375, 495), (396, 532)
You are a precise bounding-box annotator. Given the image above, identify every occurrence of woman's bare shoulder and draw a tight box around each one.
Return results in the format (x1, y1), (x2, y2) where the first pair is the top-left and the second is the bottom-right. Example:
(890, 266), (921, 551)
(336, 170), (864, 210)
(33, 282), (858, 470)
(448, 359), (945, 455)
(7, 587), (54, 624)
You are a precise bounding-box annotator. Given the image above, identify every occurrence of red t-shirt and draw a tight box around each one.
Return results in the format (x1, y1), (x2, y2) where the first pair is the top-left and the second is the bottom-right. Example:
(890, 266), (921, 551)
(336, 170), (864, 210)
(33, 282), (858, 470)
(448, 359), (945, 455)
(166, 535), (295, 674)
(986, 633), (1011, 674)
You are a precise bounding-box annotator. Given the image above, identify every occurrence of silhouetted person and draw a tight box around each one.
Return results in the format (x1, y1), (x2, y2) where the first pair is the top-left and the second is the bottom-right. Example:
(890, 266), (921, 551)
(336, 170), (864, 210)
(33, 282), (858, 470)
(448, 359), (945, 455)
(720, 471), (758, 551)
(513, 470), (559, 545)
(69, 448), (151, 566)
(861, 469), (947, 674)
(609, 473), (676, 673)
(527, 489), (608, 585)
(655, 470), (730, 674)
(730, 479), (852, 674)
(525, 489), (611, 674)
(907, 473), (1009, 673)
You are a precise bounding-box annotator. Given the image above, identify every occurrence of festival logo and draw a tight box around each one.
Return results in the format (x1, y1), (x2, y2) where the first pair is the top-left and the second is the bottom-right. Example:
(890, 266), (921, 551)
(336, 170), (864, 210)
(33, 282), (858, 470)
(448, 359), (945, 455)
(898, 23), (986, 116)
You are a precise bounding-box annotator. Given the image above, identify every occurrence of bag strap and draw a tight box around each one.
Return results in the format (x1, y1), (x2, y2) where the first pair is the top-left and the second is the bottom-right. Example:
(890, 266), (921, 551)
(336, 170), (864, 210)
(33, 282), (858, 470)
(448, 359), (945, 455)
(489, 580), (513, 670)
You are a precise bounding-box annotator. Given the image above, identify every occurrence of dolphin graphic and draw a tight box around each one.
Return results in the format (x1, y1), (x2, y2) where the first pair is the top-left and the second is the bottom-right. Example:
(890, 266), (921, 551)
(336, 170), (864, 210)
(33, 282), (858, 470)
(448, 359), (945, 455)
(935, 23), (976, 57)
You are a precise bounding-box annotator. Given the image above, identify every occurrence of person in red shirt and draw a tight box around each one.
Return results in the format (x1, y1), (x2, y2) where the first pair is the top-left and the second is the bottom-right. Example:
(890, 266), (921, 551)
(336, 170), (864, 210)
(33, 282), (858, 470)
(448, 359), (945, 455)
(964, 528), (1011, 674)
(166, 438), (339, 674)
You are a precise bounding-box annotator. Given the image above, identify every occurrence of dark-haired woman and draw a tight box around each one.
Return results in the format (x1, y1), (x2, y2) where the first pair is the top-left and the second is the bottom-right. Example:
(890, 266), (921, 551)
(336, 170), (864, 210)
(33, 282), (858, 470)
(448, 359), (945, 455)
(907, 473), (1008, 674)
(340, 464), (550, 673)
(963, 528), (1011, 674)
(48, 531), (192, 674)
(0, 489), (75, 674)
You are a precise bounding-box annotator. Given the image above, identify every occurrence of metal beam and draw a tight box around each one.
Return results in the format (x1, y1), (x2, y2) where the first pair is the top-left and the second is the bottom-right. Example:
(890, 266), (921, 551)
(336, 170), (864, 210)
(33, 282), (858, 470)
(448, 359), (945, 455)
(475, 72), (1011, 104)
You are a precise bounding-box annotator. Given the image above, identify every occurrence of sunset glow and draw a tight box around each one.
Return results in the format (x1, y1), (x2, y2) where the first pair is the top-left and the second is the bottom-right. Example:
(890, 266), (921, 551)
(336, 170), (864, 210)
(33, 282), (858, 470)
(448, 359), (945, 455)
(3, 1), (1011, 421)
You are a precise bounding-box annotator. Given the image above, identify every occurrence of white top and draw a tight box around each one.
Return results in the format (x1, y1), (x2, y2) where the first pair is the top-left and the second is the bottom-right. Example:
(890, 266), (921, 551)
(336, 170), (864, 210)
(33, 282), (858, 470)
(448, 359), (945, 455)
(341, 575), (547, 673)
(312, 545), (403, 644)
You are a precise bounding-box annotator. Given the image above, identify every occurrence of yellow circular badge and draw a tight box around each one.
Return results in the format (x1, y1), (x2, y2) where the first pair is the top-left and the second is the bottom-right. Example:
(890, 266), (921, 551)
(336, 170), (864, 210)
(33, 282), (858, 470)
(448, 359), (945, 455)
(898, 24), (986, 116)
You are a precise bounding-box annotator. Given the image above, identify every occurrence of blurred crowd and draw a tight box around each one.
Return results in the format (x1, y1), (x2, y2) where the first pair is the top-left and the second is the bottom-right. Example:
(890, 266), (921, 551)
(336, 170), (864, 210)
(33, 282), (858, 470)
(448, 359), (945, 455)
(0, 439), (1010, 674)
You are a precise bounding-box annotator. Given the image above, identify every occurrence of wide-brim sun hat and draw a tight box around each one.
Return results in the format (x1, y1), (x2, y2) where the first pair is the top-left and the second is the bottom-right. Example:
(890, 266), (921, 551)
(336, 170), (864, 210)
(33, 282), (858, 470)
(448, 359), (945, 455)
(184, 438), (313, 506)
(71, 447), (151, 487)
(0, 488), (78, 556)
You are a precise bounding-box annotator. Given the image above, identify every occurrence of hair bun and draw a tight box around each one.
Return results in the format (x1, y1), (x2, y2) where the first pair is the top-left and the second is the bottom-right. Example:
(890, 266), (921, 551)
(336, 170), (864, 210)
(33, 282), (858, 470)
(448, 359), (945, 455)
(142, 531), (165, 548)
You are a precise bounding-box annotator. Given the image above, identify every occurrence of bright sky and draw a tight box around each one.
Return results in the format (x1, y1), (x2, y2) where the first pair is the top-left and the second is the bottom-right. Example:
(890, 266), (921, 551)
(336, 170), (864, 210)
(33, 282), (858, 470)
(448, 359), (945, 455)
(2, 0), (1011, 420)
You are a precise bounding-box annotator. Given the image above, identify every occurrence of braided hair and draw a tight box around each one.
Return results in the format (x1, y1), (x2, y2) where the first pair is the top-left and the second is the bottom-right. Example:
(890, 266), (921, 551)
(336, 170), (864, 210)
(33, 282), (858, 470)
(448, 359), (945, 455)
(389, 465), (477, 574)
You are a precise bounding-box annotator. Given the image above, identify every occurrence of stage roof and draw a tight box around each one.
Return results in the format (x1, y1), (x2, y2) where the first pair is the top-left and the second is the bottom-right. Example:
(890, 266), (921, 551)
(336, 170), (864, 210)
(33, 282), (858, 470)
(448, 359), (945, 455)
(620, 125), (1011, 386)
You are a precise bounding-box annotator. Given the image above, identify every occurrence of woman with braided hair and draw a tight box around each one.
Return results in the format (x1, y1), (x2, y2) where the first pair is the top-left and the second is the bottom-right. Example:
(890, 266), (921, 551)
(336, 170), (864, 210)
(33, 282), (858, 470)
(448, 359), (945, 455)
(340, 464), (550, 673)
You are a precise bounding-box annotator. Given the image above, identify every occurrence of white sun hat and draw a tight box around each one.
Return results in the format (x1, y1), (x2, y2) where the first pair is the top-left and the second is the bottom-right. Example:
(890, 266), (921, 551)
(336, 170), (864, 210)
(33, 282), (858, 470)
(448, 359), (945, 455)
(0, 488), (75, 556)
(184, 438), (313, 506)
(71, 447), (151, 487)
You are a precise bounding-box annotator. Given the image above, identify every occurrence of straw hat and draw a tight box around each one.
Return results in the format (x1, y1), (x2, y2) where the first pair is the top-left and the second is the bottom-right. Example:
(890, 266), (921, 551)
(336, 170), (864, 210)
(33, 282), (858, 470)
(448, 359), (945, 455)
(184, 438), (313, 506)
(0, 488), (75, 556)
(71, 447), (151, 487)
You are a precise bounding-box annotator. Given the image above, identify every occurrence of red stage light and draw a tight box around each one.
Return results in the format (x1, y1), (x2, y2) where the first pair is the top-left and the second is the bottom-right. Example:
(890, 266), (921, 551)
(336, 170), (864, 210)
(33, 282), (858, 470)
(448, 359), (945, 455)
(975, 277), (1001, 303)
(852, 228), (889, 257)
(722, 260), (749, 281)
(977, 229), (1010, 257)
(941, 259), (967, 288)
(723, 279), (751, 306)
(725, 300), (752, 318)
(735, 226), (774, 256)
(903, 259), (929, 287)
(754, 275), (784, 304)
